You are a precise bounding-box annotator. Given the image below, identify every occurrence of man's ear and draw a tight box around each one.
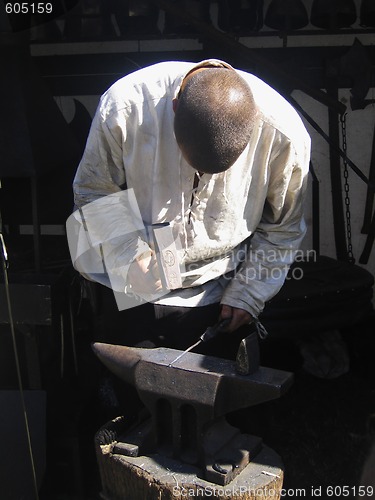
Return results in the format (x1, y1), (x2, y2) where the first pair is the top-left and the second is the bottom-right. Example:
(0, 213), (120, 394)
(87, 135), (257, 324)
(172, 98), (179, 113)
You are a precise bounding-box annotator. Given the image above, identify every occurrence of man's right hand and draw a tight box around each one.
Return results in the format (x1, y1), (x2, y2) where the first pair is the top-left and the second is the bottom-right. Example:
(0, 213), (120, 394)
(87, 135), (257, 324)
(127, 250), (163, 295)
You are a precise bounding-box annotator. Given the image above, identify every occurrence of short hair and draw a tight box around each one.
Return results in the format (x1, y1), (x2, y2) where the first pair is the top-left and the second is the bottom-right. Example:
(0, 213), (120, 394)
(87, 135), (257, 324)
(174, 68), (257, 173)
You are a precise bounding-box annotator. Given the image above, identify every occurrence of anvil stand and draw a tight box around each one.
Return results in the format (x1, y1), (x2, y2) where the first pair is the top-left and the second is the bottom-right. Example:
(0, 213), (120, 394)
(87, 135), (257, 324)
(93, 335), (293, 500)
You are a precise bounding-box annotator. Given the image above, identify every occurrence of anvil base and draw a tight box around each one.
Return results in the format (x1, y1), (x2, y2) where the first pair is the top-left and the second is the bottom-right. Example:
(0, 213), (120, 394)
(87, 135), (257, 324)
(111, 417), (263, 485)
(95, 417), (284, 500)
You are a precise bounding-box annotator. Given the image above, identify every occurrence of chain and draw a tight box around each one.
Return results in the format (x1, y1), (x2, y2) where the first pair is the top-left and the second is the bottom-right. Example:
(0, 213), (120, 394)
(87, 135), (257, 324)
(340, 113), (355, 264)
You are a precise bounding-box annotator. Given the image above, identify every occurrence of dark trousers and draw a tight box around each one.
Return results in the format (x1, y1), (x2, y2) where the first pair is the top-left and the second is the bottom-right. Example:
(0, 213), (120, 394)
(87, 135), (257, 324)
(94, 284), (253, 360)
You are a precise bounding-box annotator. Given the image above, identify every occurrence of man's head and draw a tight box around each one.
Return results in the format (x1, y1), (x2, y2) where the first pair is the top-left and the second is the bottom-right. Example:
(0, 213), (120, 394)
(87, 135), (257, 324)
(173, 67), (257, 174)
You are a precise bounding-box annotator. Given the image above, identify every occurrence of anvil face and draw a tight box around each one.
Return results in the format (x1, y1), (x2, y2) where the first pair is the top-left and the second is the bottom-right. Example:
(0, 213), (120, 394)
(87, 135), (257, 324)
(92, 342), (293, 415)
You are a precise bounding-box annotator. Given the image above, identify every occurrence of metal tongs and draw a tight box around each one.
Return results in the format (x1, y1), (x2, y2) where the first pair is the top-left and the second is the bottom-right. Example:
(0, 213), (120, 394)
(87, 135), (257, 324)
(168, 317), (231, 367)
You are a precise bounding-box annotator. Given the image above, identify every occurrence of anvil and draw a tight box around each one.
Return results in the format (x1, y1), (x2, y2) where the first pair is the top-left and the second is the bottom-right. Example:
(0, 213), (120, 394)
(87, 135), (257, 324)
(92, 342), (293, 485)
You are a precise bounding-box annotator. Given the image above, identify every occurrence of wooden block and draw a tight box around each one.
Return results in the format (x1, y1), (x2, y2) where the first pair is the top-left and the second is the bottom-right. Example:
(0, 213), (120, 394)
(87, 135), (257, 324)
(95, 418), (284, 500)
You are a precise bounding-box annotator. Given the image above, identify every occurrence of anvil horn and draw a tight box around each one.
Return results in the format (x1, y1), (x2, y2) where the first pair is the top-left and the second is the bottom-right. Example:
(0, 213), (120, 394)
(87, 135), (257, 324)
(91, 342), (141, 387)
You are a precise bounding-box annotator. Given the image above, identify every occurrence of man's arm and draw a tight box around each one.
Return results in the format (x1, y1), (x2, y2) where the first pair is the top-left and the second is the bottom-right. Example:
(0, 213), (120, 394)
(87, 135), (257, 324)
(73, 99), (127, 207)
(68, 101), (161, 297)
(221, 132), (311, 323)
